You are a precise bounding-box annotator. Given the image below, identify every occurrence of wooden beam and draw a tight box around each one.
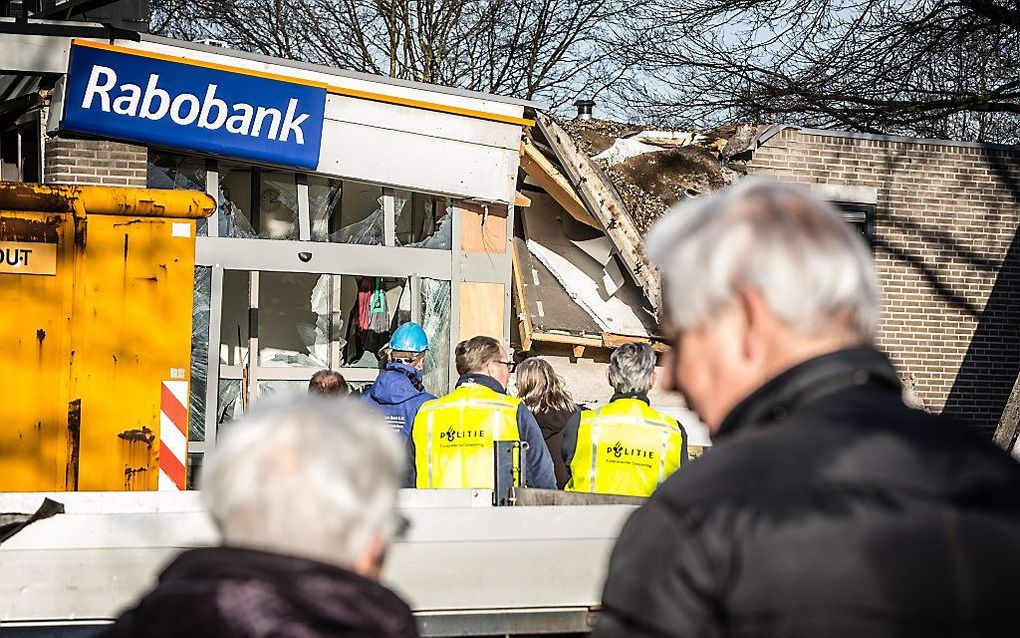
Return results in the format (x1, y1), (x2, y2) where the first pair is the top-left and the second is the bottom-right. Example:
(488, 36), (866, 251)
(536, 114), (662, 312)
(511, 240), (534, 352)
(601, 332), (670, 353)
(519, 141), (600, 229)
(572, 345), (586, 358)
(530, 332), (604, 348)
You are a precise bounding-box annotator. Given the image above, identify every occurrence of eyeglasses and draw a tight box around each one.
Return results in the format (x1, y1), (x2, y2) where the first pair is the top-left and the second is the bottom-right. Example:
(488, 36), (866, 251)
(496, 360), (517, 373)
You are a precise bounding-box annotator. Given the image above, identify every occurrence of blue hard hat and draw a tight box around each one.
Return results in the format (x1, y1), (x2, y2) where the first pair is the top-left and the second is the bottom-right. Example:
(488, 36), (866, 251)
(388, 322), (429, 353)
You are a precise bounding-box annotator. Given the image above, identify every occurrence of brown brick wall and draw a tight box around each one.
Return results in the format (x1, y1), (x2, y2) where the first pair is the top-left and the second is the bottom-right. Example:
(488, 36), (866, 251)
(749, 130), (1020, 436)
(44, 137), (148, 187)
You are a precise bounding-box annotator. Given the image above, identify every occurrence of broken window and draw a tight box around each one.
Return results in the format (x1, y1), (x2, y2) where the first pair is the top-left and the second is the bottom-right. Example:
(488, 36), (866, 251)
(258, 272), (333, 368)
(256, 380), (311, 399)
(218, 269), (251, 367)
(217, 379), (244, 432)
(420, 278), (451, 394)
(188, 266), (212, 442)
(395, 191), (452, 249)
(307, 177), (385, 244)
(342, 276), (406, 367)
(218, 165), (299, 239)
(147, 152), (208, 233)
(217, 270), (408, 370)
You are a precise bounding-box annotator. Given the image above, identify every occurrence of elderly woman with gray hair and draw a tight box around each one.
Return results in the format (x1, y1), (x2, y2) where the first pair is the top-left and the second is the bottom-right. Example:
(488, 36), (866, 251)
(594, 178), (1020, 638)
(102, 396), (417, 638)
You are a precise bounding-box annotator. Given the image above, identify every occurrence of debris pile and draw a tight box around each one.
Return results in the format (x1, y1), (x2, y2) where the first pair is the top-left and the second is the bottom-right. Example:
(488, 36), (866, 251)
(556, 119), (757, 234)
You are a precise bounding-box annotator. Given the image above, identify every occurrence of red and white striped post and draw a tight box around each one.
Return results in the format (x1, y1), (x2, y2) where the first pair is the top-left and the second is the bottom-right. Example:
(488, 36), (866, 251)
(159, 381), (189, 491)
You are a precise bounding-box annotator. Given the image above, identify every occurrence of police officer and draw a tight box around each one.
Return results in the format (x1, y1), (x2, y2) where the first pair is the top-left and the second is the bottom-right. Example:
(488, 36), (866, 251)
(409, 336), (556, 490)
(562, 342), (688, 497)
(363, 322), (435, 442)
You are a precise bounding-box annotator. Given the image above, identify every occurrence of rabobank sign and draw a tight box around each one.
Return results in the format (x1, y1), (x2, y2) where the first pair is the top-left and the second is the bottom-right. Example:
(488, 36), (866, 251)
(62, 42), (326, 169)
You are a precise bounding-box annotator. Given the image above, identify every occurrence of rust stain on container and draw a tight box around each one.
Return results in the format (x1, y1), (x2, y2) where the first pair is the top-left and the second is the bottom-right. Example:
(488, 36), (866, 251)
(0, 183), (210, 491)
(65, 399), (81, 491)
(0, 216), (60, 242)
(118, 426), (155, 446)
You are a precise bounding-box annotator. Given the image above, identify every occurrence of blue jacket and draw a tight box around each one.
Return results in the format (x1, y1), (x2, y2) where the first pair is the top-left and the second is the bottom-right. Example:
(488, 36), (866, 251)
(407, 373), (557, 490)
(363, 363), (435, 441)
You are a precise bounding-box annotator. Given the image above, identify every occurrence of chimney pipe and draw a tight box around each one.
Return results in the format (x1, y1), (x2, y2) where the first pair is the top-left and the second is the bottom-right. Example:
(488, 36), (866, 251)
(574, 99), (595, 120)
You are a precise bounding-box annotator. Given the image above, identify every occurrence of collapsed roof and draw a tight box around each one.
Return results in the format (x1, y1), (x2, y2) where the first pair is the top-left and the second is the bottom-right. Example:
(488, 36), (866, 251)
(514, 114), (771, 352)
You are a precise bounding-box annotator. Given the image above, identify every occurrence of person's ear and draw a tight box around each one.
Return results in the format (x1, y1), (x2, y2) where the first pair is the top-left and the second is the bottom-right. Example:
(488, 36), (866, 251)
(650, 370), (657, 389)
(736, 284), (769, 363)
(353, 534), (387, 580)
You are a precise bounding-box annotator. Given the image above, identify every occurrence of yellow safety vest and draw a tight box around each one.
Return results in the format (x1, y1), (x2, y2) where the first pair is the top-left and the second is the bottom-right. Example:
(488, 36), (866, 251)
(412, 382), (521, 489)
(566, 398), (685, 497)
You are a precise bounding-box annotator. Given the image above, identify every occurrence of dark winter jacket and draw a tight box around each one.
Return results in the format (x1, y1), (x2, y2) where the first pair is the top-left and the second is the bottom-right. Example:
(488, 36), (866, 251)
(101, 546), (419, 638)
(363, 363), (435, 441)
(531, 404), (577, 489)
(594, 348), (1020, 638)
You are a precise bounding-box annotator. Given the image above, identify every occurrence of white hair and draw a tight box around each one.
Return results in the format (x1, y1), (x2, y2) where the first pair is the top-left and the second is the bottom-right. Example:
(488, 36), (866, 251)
(199, 395), (404, 568)
(646, 178), (879, 340)
(608, 342), (656, 394)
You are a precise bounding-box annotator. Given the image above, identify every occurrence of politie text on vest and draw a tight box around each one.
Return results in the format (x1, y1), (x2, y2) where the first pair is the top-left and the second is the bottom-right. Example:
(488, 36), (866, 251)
(81, 65), (311, 144)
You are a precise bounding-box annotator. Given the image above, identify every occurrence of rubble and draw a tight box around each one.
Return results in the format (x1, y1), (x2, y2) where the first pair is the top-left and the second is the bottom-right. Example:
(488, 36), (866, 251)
(556, 118), (754, 234)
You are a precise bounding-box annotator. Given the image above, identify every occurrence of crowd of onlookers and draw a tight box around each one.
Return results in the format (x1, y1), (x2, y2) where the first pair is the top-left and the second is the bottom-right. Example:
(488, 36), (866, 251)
(311, 332), (688, 495)
(102, 179), (1020, 638)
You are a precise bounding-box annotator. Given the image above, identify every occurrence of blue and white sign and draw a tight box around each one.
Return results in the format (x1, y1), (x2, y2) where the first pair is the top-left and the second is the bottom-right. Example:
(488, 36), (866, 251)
(63, 43), (327, 169)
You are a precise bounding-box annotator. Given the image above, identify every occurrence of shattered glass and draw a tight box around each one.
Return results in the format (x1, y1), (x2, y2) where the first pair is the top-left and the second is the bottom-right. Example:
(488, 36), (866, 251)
(332, 200), (386, 244)
(309, 177), (385, 244)
(218, 270), (250, 366)
(147, 152), (207, 234)
(258, 272), (333, 368)
(217, 168), (299, 239)
(217, 380), (244, 434)
(255, 380), (310, 400)
(258, 171), (300, 239)
(421, 278), (452, 394)
(188, 266), (212, 442)
(395, 191), (452, 250)
(217, 166), (257, 238)
(308, 177), (343, 241)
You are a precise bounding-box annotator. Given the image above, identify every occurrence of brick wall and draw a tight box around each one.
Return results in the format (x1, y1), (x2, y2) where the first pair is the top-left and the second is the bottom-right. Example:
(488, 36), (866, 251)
(44, 137), (147, 187)
(750, 129), (1020, 436)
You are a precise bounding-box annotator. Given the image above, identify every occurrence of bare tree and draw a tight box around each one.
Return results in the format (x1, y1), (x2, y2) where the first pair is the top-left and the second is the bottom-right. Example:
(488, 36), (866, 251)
(151, 0), (636, 108)
(612, 1), (1020, 142)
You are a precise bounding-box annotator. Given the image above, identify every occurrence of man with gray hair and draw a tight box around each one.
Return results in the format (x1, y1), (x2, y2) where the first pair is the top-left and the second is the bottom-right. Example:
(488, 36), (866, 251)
(595, 179), (1020, 637)
(102, 396), (418, 638)
(561, 342), (688, 497)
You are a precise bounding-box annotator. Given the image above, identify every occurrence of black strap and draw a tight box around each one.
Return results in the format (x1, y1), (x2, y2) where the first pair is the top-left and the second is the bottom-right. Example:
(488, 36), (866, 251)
(392, 365), (426, 393)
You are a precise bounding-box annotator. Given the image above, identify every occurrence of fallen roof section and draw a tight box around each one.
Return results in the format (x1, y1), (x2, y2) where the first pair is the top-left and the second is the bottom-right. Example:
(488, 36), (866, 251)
(535, 113), (662, 312)
(554, 118), (755, 235)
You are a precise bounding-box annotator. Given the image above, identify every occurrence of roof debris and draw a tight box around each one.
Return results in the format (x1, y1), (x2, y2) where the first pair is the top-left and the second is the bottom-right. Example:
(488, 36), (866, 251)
(556, 118), (756, 234)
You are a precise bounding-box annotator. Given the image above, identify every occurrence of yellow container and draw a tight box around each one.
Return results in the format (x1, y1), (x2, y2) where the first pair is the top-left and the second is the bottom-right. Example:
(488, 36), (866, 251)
(0, 183), (214, 491)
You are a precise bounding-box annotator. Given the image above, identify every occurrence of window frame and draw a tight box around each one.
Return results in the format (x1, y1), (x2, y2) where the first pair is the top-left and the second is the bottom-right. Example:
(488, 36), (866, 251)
(190, 158), (460, 453)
